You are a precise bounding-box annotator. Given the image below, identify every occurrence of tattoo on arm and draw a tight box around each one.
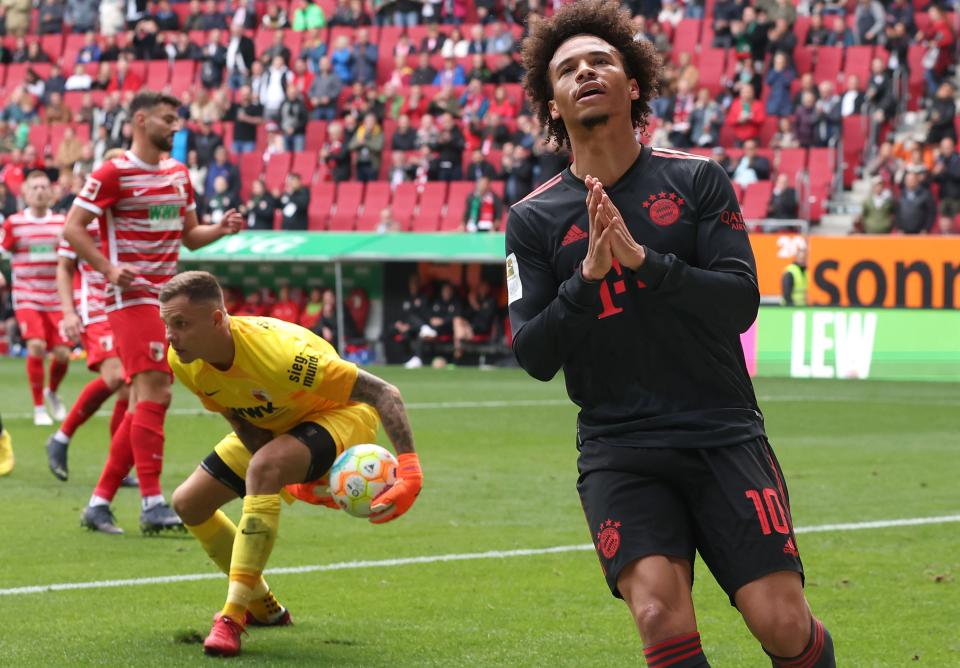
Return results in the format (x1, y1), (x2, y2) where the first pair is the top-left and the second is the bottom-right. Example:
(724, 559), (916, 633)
(222, 411), (274, 453)
(348, 370), (415, 455)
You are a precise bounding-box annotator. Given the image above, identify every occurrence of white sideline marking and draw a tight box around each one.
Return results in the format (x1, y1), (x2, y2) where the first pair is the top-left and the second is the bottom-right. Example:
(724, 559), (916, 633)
(1, 514), (958, 597)
(6, 393), (960, 420)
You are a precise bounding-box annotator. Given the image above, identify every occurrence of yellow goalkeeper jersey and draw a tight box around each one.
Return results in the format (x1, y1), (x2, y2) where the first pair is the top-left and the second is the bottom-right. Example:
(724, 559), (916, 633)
(168, 316), (359, 434)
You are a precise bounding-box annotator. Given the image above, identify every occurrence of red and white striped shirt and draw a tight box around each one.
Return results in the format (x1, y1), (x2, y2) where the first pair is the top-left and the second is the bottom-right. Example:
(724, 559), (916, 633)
(0, 209), (66, 312)
(58, 221), (108, 326)
(73, 151), (196, 312)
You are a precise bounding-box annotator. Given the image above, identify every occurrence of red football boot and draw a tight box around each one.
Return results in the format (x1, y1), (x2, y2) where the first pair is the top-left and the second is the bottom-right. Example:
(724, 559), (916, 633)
(203, 614), (246, 657)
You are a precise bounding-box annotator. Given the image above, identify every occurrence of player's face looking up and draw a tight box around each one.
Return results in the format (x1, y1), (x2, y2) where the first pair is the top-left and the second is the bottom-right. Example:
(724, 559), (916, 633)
(547, 35), (639, 131)
(137, 103), (180, 152)
(160, 295), (225, 364)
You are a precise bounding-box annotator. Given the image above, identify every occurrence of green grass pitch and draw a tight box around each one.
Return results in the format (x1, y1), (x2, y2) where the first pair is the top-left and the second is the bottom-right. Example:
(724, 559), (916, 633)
(0, 358), (957, 666)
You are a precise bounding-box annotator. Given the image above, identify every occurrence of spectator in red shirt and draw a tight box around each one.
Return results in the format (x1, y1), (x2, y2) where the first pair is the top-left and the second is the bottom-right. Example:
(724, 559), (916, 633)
(918, 5), (956, 96)
(270, 285), (302, 323)
(107, 57), (144, 93)
(726, 82), (766, 146)
(234, 290), (268, 317)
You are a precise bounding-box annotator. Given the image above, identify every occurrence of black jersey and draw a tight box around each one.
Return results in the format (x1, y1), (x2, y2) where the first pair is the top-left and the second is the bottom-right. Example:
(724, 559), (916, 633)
(505, 145), (765, 449)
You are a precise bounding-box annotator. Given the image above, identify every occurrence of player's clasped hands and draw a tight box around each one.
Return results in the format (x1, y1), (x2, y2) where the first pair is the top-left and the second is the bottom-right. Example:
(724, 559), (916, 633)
(368, 452), (423, 524)
(581, 175), (645, 282)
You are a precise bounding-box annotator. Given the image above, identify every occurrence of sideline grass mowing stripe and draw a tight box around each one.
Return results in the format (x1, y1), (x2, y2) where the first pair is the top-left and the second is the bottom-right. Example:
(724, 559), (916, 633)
(3, 513), (958, 598)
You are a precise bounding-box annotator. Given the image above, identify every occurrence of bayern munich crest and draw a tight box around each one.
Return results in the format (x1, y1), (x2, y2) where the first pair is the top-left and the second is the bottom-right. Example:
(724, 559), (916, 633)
(596, 519), (622, 559)
(642, 191), (685, 226)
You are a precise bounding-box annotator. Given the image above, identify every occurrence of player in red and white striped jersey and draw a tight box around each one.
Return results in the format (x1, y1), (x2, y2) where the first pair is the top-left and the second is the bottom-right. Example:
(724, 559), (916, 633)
(45, 217), (133, 495)
(0, 171), (72, 426)
(64, 91), (243, 534)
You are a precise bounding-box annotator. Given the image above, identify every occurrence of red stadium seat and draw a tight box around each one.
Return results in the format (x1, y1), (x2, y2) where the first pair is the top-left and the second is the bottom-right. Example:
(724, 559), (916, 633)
(146, 61), (170, 89)
(793, 16), (811, 47)
(308, 181), (335, 230)
(670, 19), (701, 65)
(170, 61), (196, 96)
(776, 148), (807, 186)
(792, 45), (814, 76)
(28, 124), (49, 151)
(355, 181), (391, 231)
(440, 181), (473, 231)
(238, 153), (264, 200)
(698, 48), (727, 97)
(264, 152), (292, 192)
(843, 46), (873, 90)
(328, 182), (363, 231)
(741, 180), (773, 220)
(415, 182), (448, 231)
(813, 46), (842, 85)
(305, 121), (326, 151)
(391, 182), (418, 230)
(61, 34), (84, 69)
(40, 35), (62, 63)
(841, 115), (867, 187)
(291, 151), (319, 181)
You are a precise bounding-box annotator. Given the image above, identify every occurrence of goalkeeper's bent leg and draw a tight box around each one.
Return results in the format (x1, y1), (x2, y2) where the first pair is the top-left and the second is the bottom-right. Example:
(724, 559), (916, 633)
(222, 494), (281, 624)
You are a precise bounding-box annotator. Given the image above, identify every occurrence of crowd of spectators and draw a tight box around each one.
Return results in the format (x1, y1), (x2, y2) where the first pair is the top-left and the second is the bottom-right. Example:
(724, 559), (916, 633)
(0, 0), (957, 233)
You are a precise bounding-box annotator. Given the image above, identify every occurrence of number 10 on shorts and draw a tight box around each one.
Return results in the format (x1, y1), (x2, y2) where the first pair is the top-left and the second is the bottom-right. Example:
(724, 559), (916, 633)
(745, 488), (790, 535)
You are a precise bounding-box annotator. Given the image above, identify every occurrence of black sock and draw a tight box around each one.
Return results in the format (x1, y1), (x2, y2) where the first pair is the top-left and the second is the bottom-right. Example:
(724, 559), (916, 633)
(643, 631), (711, 667)
(767, 617), (835, 668)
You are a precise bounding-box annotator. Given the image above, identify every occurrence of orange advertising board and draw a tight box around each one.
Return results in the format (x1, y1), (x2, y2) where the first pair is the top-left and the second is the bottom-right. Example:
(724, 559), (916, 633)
(749, 233), (806, 298)
(807, 236), (960, 309)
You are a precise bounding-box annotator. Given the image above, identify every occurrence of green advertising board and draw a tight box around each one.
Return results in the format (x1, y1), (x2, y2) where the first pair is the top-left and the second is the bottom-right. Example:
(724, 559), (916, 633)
(754, 307), (960, 382)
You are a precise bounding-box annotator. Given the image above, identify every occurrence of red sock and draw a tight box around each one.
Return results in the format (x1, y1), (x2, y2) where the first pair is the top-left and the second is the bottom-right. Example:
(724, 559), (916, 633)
(48, 358), (69, 392)
(130, 401), (167, 497)
(109, 398), (129, 437)
(26, 355), (44, 406)
(93, 412), (134, 501)
(60, 377), (114, 438)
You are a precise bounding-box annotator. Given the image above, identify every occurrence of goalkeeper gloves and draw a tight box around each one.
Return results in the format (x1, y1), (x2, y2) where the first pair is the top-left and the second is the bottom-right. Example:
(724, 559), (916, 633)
(285, 482), (340, 510)
(369, 452), (422, 524)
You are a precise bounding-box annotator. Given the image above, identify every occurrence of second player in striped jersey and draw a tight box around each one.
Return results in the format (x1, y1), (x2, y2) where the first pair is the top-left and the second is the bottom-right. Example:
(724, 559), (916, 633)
(64, 91), (243, 534)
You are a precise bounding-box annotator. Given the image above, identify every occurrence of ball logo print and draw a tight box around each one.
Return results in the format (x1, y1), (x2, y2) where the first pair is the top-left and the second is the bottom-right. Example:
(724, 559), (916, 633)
(327, 444), (398, 517)
(596, 519), (622, 559)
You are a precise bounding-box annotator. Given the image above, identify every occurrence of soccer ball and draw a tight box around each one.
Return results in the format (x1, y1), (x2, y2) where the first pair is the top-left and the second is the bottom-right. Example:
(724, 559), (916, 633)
(327, 444), (398, 517)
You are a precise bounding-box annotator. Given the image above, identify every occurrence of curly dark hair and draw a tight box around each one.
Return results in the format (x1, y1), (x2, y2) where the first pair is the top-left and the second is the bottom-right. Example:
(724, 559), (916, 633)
(521, 0), (661, 151)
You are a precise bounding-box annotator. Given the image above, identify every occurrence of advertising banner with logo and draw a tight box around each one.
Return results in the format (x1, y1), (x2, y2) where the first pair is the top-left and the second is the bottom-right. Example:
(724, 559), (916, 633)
(749, 233), (806, 298)
(749, 307), (960, 382)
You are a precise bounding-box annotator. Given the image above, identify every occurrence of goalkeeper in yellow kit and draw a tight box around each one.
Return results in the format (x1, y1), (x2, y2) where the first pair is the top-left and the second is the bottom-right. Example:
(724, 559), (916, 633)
(160, 271), (423, 658)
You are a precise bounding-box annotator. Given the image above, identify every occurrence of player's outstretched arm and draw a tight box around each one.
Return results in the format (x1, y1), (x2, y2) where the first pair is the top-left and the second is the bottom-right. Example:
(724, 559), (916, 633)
(181, 208), (243, 250)
(348, 370), (422, 524)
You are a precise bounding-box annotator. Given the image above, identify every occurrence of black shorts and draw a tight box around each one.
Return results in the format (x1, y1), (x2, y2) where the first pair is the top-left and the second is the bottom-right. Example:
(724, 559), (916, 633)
(201, 421), (338, 498)
(576, 437), (803, 605)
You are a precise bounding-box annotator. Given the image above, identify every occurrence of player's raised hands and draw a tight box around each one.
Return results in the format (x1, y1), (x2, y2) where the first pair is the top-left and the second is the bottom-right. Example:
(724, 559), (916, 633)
(597, 191), (646, 270)
(218, 208), (245, 235)
(369, 452), (423, 524)
(106, 263), (138, 288)
(61, 311), (84, 343)
(581, 175), (616, 281)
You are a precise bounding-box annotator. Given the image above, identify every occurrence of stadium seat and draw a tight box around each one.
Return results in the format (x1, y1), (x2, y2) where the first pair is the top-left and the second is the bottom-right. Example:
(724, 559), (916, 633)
(415, 182), (448, 232)
(28, 124), (49, 151)
(170, 61), (196, 96)
(264, 152), (292, 192)
(355, 181), (391, 231)
(49, 123), (90, 150)
(776, 148), (807, 186)
(793, 16), (811, 47)
(145, 61), (170, 89)
(792, 45), (814, 76)
(841, 115), (867, 187)
(238, 153), (264, 200)
(741, 181), (773, 220)
(670, 19), (702, 65)
(814, 46), (842, 84)
(61, 34), (84, 70)
(843, 46), (873, 89)
(40, 35), (62, 63)
(391, 182), (418, 230)
(441, 182), (473, 232)
(308, 181), (335, 230)
(291, 151), (319, 182)
(698, 48), (727, 97)
(305, 121), (326, 151)
(328, 182), (363, 231)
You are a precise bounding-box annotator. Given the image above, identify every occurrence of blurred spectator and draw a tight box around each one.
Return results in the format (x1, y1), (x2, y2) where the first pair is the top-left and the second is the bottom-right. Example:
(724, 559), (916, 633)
(308, 56), (343, 121)
(261, 2), (288, 29)
(293, 0), (327, 31)
(262, 27), (292, 66)
(420, 23), (446, 53)
(770, 117), (799, 149)
(659, 0), (684, 26)
(279, 89), (309, 152)
(376, 206), (402, 233)
(857, 177), (895, 234)
(780, 244), (807, 306)
(24, 68), (46, 100)
(666, 79), (695, 148)
(765, 52), (795, 117)
(387, 54), (414, 88)
(39, 0), (65, 34)
(226, 23), (256, 90)
(351, 28), (378, 85)
(500, 145), (534, 205)
(459, 78), (490, 122)
(813, 81), (841, 147)
(53, 173), (85, 213)
(894, 167), (936, 234)
(388, 152), (410, 188)
(427, 84), (461, 117)
(490, 53), (523, 84)
(731, 139), (771, 187)
(865, 139), (900, 187)
(2, 0), (29, 35)
(349, 113), (385, 182)
(805, 13), (830, 46)
(886, 0), (915, 34)
(839, 75), (864, 117)
(392, 114), (418, 151)
(194, 120), (225, 167)
(466, 54), (493, 84)
(726, 83), (766, 146)
(409, 52), (437, 86)
(262, 55), (293, 120)
(423, 283), (458, 347)
(728, 56), (763, 101)
(853, 0), (885, 46)
(191, 88), (223, 124)
(765, 0), (795, 26)
(766, 174), (798, 219)
(400, 85), (430, 125)
(0, 183), (16, 221)
(183, 0), (204, 30)
(245, 179), (280, 230)
(235, 290), (268, 317)
(393, 34), (417, 59)
(917, 5), (955, 97)
(415, 115), (438, 148)
(793, 90), (817, 147)
(675, 52), (699, 91)
(441, 27), (470, 58)
(77, 31), (102, 63)
(55, 127), (85, 171)
(65, 64), (92, 92)
(932, 138), (960, 234)
(388, 274), (429, 368)
(431, 113), (465, 181)
(204, 175), (239, 226)
(792, 72), (817, 109)
(864, 57), (896, 123)
(688, 88), (722, 147)
(825, 15), (855, 47)
(452, 279), (497, 361)
(299, 287), (324, 330)
(227, 86), (264, 155)
(465, 149), (496, 181)
(301, 29), (328, 72)
(199, 30), (228, 89)
(487, 86), (517, 119)
(465, 24), (486, 54)
(280, 173), (310, 230)
(205, 146), (240, 201)
(271, 286), (301, 323)
(152, 0), (180, 30)
(72, 145), (95, 175)
(187, 150), (207, 205)
(463, 177), (503, 232)
(322, 122), (352, 182)
(200, 0), (228, 29)
(43, 92), (73, 124)
(434, 56), (466, 87)
(330, 35), (355, 85)
(925, 83), (956, 146)
(486, 22), (514, 54)
(766, 18), (796, 61)
(169, 32), (203, 61)
(99, 33), (122, 61)
(313, 288), (361, 350)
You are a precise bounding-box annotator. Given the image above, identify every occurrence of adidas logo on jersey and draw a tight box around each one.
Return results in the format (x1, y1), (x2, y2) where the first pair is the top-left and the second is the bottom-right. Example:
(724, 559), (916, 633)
(561, 225), (587, 246)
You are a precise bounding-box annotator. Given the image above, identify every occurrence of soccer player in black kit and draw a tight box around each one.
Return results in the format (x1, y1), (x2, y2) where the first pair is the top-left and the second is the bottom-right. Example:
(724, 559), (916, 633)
(506, 2), (835, 667)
